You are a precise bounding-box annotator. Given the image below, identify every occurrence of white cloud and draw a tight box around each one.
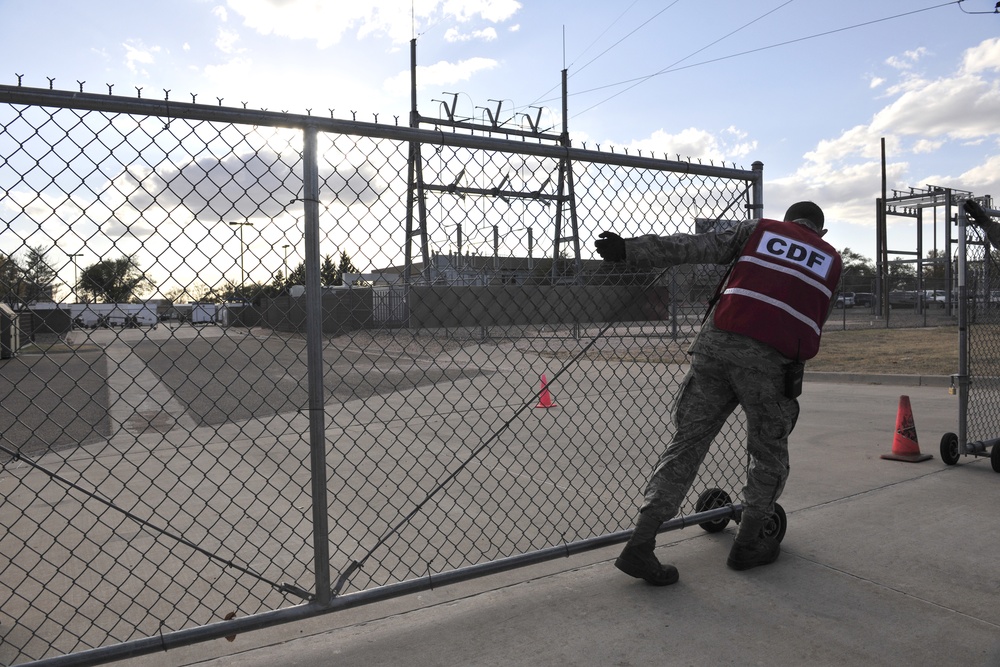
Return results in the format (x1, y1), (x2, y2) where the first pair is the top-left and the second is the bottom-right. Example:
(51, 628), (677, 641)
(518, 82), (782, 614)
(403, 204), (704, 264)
(912, 139), (944, 154)
(101, 149), (383, 230)
(881, 75), (931, 97)
(441, 0), (521, 23)
(959, 152), (1000, 193)
(444, 26), (498, 42)
(886, 47), (928, 70)
(872, 75), (1000, 141)
(383, 57), (498, 95)
(960, 36), (1000, 75)
(216, 28), (242, 54)
(767, 158), (909, 240)
(101, 217), (157, 241)
(225, 0), (520, 47)
(612, 126), (757, 164)
(122, 39), (160, 75)
(213, 5), (228, 22)
(868, 75), (884, 89)
(802, 124), (888, 165)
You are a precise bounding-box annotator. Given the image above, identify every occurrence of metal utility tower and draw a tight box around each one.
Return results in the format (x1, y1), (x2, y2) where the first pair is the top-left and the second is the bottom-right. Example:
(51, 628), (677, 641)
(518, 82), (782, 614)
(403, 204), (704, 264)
(403, 39), (580, 285)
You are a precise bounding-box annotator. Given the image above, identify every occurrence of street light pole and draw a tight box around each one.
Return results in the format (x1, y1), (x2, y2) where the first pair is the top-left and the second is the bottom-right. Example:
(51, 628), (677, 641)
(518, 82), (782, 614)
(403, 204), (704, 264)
(282, 244), (290, 281)
(67, 252), (83, 303)
(228, 221), (254, 302)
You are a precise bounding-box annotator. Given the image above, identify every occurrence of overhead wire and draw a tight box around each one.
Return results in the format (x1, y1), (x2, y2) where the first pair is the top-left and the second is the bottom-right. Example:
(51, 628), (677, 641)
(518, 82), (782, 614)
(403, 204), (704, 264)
(525, 1), (678, 111)
(569, 0), (796, 118)
(565, 0), (642, 72)
(957, 0), (1000, 14)
(519, 0), (794, 124)
(533, 1), (961, 120)
(569, 0), (682, 77)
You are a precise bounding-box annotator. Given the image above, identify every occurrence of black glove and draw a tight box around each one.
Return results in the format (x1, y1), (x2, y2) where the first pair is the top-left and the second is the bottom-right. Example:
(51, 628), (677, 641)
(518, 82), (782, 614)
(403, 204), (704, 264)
(595, 231), (626, 262)
(964, 199), (993, 227)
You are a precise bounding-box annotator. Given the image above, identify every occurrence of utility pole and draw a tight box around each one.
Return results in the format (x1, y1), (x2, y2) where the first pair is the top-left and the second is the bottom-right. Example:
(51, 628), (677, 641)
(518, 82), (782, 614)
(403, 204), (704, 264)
(228, 221), (254, 302)
(67, 252), (83, 303)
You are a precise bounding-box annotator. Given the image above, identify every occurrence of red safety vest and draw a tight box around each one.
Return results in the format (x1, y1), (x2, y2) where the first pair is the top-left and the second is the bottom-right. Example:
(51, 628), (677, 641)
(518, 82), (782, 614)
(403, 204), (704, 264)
(713, 219), (842, 360)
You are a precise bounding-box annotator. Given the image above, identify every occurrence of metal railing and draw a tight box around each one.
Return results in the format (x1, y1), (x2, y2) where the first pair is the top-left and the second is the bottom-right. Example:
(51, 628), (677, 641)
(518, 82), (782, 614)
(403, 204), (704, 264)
(0, 84), (760, 665)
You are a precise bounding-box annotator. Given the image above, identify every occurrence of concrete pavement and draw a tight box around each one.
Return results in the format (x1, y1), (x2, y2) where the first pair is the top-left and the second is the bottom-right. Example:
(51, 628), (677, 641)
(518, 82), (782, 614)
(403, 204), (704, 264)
(121, 375), (1000, 667)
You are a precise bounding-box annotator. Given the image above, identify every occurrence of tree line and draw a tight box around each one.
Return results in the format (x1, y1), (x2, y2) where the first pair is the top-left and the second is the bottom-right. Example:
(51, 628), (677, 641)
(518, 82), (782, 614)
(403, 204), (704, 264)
(0, 245), (360, 308)
(163, 250), (361, 305)
(839, 247), (950, 293)
(0, 245), (59, 309)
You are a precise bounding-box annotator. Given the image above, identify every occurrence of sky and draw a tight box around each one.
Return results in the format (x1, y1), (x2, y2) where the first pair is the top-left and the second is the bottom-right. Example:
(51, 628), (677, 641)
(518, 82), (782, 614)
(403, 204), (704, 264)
(1, 0), (999, 291)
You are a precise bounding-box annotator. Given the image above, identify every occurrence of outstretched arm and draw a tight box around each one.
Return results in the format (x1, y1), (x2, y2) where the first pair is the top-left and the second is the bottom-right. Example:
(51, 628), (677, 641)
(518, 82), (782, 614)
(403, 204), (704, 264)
(594, 221), (756, 268)
(964, 199), (1000, 249)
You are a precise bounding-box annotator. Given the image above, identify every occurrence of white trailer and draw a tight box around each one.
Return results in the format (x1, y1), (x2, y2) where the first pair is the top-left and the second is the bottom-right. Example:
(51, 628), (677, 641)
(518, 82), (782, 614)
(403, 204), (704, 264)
(190, 303), (218, 324)
(72, 303), (159, 328)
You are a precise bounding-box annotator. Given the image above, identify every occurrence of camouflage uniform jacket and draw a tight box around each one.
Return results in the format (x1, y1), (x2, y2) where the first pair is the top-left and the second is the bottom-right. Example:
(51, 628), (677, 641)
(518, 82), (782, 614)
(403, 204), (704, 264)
(977, 217), (1000, 250)
(623, 219), (797, 371)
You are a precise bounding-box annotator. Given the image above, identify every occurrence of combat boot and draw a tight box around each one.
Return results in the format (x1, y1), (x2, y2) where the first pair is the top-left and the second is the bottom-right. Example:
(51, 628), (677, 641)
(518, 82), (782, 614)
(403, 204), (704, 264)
(615, 512), (679, 586)
(726, 513), (780, 571)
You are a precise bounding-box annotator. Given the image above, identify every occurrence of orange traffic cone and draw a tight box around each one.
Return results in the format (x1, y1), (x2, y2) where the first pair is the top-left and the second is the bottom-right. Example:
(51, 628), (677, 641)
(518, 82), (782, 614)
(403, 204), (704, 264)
(535, 374), (556, 409)
(881, 395), (932, 462)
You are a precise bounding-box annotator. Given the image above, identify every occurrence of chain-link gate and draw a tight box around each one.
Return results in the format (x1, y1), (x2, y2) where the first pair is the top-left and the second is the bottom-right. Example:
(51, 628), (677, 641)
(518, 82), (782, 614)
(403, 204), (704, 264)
(941, 199), (1000, 471)
(0, 83), (762, 665)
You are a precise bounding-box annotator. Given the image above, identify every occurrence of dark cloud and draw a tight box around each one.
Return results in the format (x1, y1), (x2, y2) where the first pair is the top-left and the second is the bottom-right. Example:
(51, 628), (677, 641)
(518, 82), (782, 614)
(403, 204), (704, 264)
(114, 148), (384, 221)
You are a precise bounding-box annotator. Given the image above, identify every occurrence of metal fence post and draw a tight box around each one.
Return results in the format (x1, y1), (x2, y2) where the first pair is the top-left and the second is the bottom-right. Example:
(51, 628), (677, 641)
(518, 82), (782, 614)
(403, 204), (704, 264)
(750, 161), (764, 219)
(957, 203), (970, 455)
(302, 124), (332, 605)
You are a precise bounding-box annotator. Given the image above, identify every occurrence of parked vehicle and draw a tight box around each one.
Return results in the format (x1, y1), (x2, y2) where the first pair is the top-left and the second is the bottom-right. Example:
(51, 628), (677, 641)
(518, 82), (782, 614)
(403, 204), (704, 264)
(853, 292), (874, 307)
(70, 303), (159, 328)
(835, 292), (855, 308)
(924, 290), (948, 307)
(887, 291), (915, 307)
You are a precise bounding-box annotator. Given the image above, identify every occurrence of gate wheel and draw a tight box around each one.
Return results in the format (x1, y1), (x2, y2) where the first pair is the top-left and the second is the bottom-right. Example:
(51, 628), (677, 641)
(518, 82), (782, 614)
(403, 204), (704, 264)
(762, 503), (787, 543)
(695, 488), (733, 533)
(940, 432), (960, 466)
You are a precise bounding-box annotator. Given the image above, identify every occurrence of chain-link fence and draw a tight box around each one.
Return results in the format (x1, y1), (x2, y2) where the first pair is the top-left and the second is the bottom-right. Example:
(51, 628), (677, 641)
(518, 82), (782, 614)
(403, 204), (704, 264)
(0, 84), (761, 665)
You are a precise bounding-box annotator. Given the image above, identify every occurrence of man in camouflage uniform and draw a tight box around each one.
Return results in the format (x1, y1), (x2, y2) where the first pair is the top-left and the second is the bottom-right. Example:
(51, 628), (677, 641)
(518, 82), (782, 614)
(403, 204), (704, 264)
(595, 201), (840, 586)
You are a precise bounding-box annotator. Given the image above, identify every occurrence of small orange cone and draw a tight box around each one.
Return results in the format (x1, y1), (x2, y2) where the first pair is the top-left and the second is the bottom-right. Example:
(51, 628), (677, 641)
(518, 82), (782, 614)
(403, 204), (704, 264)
(881, 395), (932, 462)
(535, 374), (556, 409)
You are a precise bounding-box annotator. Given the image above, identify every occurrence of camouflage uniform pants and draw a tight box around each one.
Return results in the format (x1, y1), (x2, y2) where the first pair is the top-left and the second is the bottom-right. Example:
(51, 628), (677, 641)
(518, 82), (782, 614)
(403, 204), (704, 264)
(639, 353), (800, 525)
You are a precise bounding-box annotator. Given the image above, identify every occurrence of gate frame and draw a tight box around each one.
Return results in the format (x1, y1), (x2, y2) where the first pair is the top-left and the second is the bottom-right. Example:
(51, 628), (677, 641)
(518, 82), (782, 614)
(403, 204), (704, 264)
(0, 82), (763, 667)
(950, 198), (1000, 466)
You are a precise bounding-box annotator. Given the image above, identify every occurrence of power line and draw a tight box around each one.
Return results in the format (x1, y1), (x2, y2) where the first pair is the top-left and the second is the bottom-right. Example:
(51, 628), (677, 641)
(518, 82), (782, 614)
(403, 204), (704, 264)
(654, 0), (797, 79)
(519, 0), (792, 120)
(566, 1), (961, 120)
(566, 0), (642, 71)
(570, 0), (682, 77)
(526, 1), (678, 110)
(957, 0), (1000, 14)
